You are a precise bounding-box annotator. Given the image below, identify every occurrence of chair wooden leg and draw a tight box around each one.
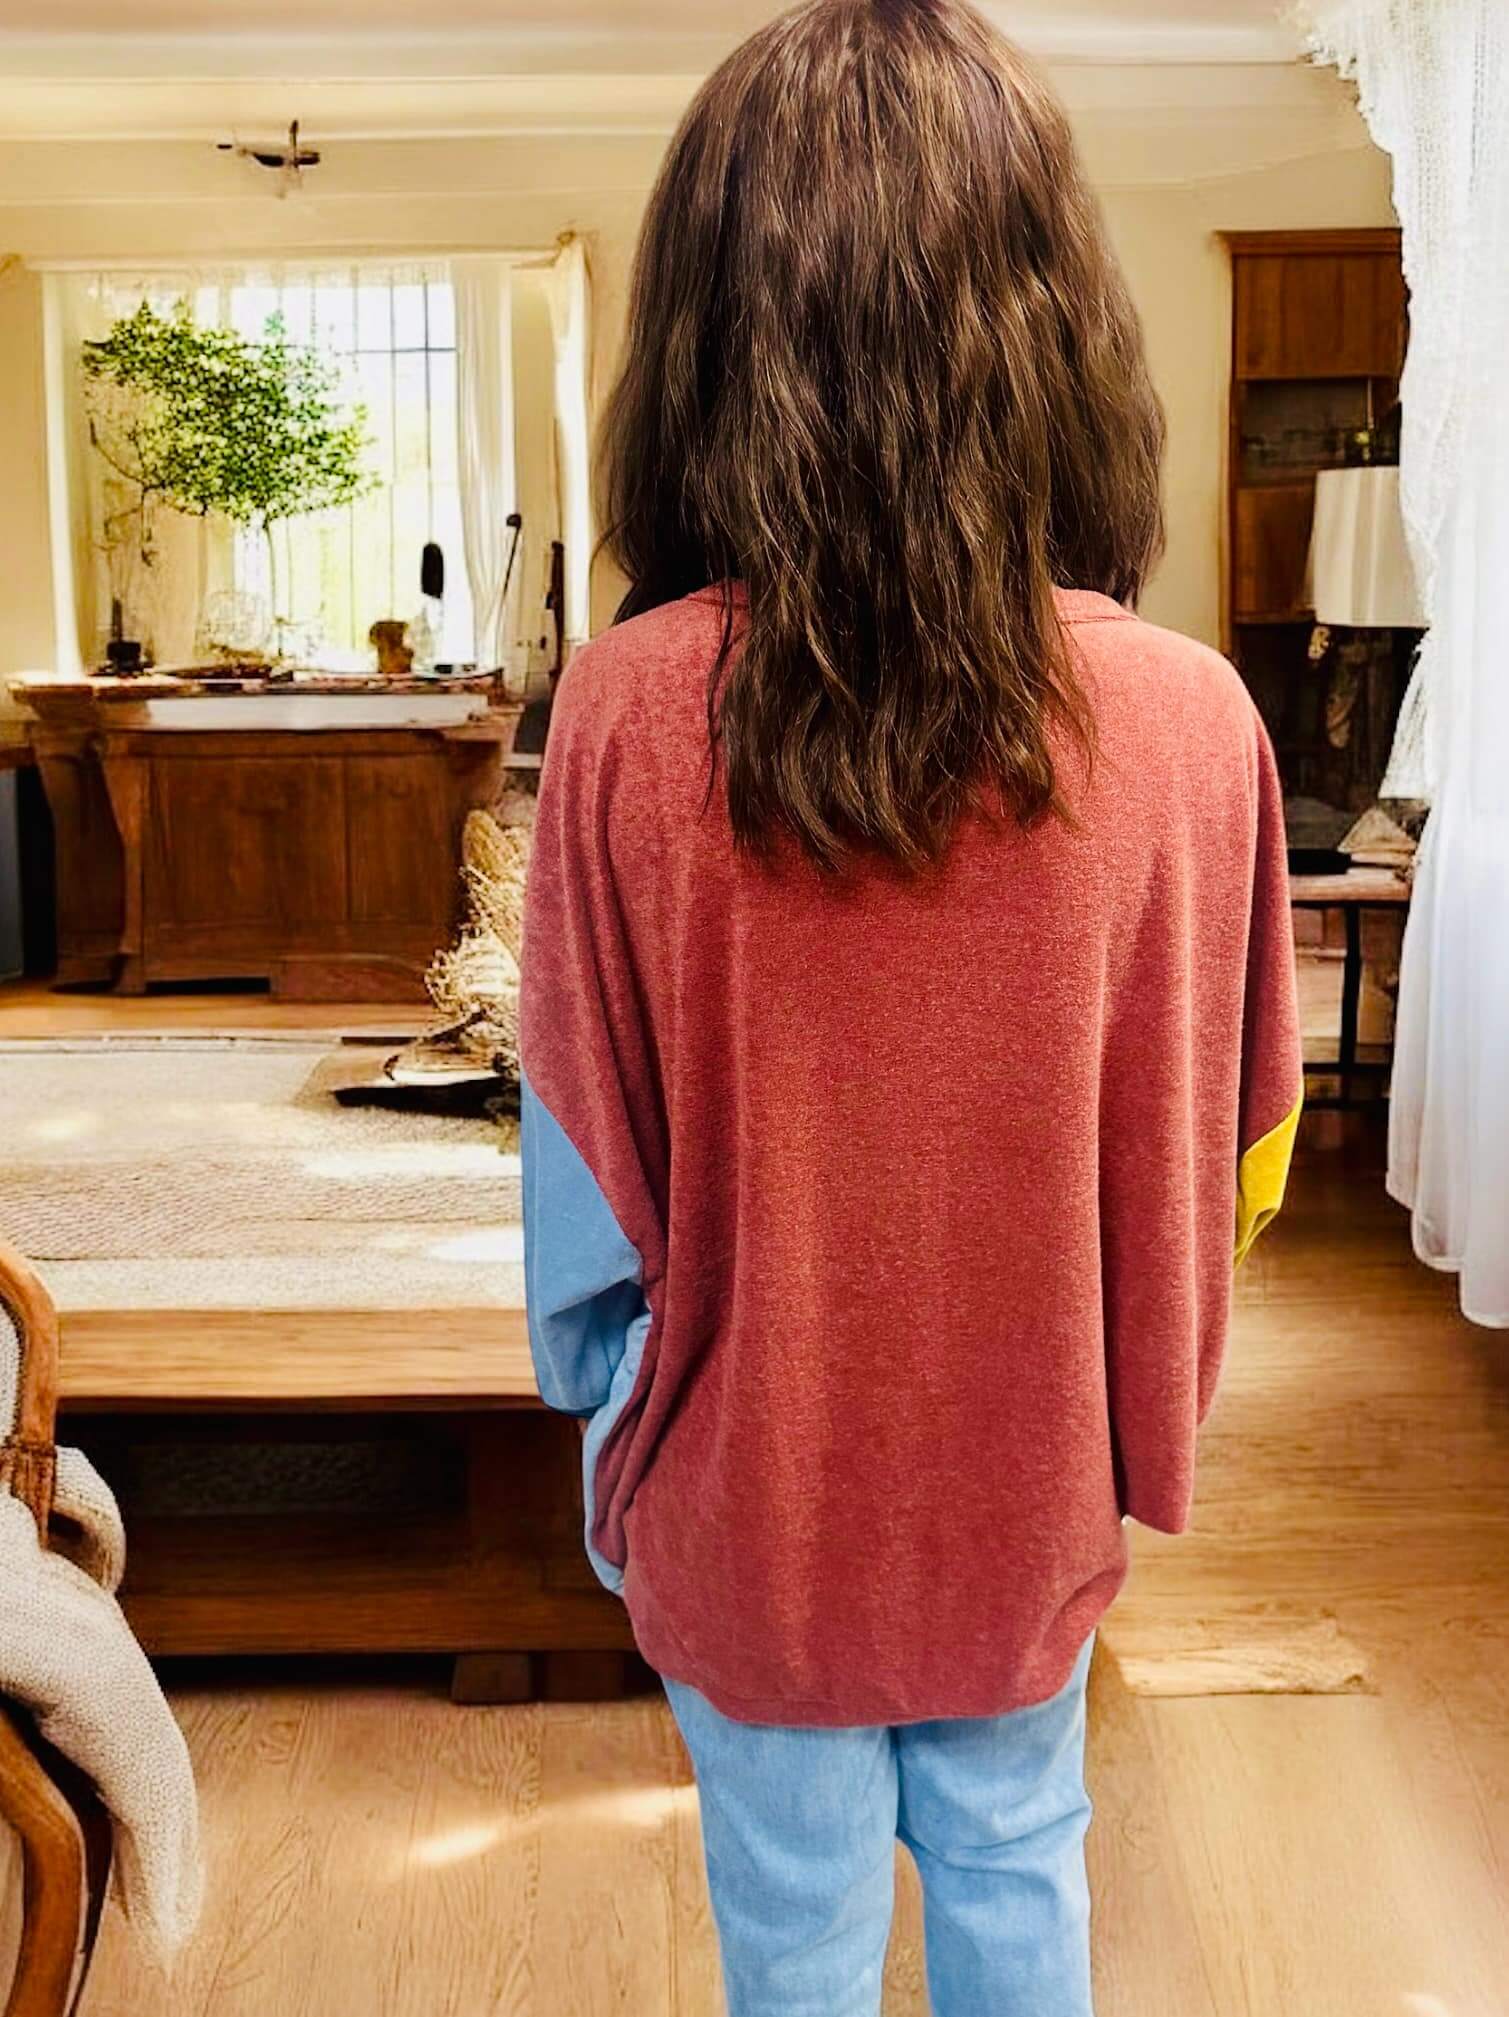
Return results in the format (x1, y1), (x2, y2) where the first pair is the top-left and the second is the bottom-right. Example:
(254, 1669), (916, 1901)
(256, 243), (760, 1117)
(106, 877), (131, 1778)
(0, 1708), (93, 2017)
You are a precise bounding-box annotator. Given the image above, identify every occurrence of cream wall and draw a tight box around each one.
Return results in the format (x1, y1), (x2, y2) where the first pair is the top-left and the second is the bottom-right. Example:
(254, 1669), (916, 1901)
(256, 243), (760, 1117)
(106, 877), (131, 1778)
(0, 264), (56, 687)
(0, 82), (1396, 720)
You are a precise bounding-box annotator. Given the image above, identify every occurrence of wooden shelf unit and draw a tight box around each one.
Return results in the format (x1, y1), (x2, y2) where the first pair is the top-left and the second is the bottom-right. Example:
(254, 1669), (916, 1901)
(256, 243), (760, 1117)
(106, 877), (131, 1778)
(1221, 229), (1408, 810)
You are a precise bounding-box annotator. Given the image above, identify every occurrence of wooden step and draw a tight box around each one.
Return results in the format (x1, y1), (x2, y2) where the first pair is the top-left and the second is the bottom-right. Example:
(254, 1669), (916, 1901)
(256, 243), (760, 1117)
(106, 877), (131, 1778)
(58, 1306), (538, 1413)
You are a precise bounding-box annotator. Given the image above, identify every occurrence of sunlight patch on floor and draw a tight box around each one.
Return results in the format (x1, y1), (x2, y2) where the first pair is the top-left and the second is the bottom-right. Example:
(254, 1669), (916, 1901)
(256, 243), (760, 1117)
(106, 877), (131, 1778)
(408, 1822), (508, 1871)
(402, 1783), (698, 1878)
(428, 1226), (525, 1263)
(300, 1144), (509, 1181)
(25, 1109), (100, 1142)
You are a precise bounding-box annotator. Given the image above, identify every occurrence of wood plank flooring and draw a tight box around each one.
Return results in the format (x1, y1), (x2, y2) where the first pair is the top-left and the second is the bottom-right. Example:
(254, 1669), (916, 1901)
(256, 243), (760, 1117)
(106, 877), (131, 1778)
(8, 951), (1481, 2014)
(0, 979), (425, 1040)
(4, 954), (1345, 1047)
(74, 1126), (1508, 2017)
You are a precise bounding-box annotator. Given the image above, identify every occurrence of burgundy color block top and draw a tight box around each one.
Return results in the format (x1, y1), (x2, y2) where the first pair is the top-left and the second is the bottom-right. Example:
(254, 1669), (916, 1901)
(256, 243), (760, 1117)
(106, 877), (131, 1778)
(519, 586), (1302, 1726)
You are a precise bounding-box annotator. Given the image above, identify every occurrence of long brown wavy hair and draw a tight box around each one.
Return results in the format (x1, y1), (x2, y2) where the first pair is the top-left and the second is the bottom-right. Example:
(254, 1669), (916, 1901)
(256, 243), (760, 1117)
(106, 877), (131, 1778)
(599, 0), (1165, 869)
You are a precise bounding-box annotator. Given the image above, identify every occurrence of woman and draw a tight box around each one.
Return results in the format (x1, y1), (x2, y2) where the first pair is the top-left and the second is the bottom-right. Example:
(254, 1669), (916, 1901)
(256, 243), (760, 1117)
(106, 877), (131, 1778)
(519, 2), (1302, 2011)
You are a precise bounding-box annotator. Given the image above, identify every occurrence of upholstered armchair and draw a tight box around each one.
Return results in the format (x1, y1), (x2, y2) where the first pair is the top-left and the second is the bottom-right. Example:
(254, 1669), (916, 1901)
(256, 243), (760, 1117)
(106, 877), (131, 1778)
(0, 1243), (112, 2017)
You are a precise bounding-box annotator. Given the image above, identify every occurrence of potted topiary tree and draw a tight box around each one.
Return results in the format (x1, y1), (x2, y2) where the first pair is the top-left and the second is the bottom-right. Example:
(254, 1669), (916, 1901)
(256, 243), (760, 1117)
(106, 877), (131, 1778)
(82, 300), (372, 664)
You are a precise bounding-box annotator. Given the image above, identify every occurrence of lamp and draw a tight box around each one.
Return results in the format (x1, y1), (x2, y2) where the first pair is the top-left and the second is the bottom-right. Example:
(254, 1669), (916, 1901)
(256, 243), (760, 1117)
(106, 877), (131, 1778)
(1308, 465), (1426, 630)
(1302, 464), (1425, 873)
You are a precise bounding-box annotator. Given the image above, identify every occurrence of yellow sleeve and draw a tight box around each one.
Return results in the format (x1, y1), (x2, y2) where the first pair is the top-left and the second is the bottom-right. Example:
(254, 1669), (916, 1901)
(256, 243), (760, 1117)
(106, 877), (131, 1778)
(1234, 1093), (1302, 1268)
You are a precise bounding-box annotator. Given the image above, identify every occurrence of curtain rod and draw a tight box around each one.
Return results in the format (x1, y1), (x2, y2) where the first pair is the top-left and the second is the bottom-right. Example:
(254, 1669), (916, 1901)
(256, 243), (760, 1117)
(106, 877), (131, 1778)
(24, 246), (563, 275)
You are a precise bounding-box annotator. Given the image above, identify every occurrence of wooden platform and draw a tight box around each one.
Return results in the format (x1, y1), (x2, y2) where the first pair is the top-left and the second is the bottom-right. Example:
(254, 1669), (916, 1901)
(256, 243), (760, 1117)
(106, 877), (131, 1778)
(1288, 865), (1410, 906)
(56, 1297), (639, 1695)
(0, 989), (629, 1697)
(58, 1308), (537, 1412)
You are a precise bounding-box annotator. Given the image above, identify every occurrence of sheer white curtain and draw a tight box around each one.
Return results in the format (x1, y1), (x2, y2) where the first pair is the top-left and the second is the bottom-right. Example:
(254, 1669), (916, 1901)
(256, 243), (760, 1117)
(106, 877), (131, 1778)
(454, 238), (594, 686)
(544, 235), (596, 657)
(452, 256), (521, 682)
(41, 267), (231, 672)
(1301, 0), (1509, 1324)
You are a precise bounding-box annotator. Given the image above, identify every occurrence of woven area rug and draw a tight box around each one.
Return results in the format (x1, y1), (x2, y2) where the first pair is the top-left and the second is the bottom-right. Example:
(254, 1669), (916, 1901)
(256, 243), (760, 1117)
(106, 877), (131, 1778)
(1, 1040), (523, 1312)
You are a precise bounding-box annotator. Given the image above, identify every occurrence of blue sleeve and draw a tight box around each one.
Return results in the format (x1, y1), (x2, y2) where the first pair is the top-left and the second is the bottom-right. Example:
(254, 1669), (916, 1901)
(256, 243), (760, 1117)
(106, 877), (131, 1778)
(520, 1069), (649, 1416)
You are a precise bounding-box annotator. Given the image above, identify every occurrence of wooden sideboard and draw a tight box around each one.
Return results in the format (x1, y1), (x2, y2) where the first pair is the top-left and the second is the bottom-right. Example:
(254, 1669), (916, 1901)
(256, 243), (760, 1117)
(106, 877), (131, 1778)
(16, 680), (518, 1000)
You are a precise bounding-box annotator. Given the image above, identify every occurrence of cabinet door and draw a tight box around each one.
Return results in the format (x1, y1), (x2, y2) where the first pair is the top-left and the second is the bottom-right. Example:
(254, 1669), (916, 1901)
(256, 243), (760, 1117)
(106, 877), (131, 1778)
(1234, 483), (1315, 622)
(344, 752), (457, 929)
(1236, 253), (1405, 380)
(148, 753), (348, 931)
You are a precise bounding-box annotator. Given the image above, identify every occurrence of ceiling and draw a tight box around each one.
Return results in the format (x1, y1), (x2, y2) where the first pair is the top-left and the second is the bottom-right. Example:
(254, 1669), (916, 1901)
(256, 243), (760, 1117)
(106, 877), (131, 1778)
(0, 0), (1360, 245)
(0, 2), (1306, 73)
(0, 0), (1337, 177)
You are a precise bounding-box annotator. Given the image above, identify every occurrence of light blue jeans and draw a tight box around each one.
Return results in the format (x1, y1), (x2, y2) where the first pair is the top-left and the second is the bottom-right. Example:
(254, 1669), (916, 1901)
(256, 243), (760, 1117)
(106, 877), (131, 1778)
(664, 1636), (1095, 2017)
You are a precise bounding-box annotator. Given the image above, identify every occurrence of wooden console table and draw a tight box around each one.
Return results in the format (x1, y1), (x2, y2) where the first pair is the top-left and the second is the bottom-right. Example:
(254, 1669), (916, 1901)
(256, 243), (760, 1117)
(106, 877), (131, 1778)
(13, 674), (518, 1001)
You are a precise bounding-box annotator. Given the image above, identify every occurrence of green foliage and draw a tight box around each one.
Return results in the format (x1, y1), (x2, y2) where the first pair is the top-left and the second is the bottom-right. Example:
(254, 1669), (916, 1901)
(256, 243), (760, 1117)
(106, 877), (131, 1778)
(82, 300), (372, 533)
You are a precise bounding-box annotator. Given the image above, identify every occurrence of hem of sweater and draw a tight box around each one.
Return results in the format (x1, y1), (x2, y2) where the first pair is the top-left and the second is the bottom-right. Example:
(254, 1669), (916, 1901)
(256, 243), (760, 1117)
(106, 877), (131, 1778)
(627, 1566), (1125, 1729)
(1121, 1486), (1194, 1535)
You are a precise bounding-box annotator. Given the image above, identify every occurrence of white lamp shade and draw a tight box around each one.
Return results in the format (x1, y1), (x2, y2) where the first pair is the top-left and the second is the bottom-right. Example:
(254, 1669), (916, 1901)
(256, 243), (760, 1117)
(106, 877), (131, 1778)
(1308, 465), (1426, 628)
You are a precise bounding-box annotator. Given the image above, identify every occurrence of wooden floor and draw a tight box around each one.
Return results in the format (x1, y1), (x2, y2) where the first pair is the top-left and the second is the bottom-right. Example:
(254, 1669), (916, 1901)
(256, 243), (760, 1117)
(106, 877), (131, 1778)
(0, 978), (427, 1040)
(0, 955), (1378, 1058)
(71, 1123), (1507, 2017)
(11, 974), (1495, 2012)
(7, 964), (1353, 1045)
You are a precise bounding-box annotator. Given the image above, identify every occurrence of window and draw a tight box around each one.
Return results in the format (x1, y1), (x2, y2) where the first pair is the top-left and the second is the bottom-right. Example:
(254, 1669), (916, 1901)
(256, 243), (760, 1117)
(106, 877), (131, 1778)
(204, 266), (476, 663)
(44, 244), (592, 682)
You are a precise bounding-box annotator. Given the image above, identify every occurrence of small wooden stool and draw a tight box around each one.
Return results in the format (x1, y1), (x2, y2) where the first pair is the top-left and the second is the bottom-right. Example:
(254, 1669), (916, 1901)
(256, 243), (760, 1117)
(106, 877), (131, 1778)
(1289, 866), (1411, 1109)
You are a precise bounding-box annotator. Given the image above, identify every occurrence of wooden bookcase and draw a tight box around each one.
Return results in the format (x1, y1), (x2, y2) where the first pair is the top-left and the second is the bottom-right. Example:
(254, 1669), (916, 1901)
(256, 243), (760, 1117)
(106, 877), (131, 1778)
(1221, 229), (1408, 829)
